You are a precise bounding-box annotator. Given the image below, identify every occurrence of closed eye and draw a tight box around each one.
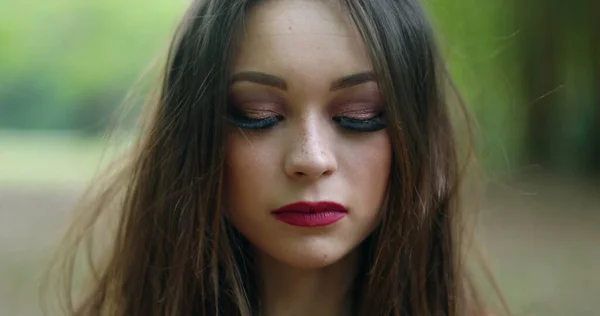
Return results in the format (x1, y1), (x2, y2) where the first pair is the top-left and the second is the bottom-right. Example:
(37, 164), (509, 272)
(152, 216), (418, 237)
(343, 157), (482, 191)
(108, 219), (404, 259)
(333, 112), (386, 132)
(229, 111), (284, 130)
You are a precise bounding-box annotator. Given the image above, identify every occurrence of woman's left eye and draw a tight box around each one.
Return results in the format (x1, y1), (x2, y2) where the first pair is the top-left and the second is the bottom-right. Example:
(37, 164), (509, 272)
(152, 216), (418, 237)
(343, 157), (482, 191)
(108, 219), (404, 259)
(333, 113), (386, 132)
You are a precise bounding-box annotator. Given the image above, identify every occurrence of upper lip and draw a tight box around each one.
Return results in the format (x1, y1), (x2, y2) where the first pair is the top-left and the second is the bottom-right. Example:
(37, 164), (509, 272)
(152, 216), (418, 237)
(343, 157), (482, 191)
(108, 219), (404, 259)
(271, 201), (348, 213)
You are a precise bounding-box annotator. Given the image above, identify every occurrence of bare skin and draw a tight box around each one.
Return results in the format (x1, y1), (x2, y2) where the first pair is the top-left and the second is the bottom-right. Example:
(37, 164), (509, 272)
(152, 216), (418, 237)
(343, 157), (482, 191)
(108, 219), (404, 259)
(225, 1), (391, 315)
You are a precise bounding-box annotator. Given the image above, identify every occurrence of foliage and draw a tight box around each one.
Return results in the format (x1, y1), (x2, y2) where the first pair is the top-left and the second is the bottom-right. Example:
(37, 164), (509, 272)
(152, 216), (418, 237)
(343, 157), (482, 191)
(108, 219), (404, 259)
(0, 0), (185, 131)
(1, 0), (598, 173)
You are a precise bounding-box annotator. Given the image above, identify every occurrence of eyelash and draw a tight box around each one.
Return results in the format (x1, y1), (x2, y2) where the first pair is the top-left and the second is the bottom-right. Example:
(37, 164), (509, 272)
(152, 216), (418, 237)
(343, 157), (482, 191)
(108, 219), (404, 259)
(333, 114), (386, 132)
(230, 112), (386, 132)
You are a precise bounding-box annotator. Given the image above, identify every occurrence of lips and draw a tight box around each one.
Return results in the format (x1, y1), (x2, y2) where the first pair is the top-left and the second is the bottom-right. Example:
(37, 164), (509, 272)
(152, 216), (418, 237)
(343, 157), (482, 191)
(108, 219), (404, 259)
(271, 201), (348, 227)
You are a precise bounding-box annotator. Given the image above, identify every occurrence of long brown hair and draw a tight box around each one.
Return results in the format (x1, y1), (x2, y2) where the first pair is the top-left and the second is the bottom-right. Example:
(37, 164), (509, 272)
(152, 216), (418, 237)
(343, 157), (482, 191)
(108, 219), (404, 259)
(44, 0), (500, 315)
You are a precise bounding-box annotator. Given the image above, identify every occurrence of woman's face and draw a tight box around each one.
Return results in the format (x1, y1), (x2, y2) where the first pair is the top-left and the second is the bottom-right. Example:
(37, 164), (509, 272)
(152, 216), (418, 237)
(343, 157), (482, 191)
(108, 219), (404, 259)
(225, 0), (391, 269)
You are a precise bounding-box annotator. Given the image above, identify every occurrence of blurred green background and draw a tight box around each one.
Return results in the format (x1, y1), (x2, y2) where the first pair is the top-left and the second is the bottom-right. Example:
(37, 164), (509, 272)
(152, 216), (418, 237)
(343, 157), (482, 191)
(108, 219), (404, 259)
(0, 0), (598, 315)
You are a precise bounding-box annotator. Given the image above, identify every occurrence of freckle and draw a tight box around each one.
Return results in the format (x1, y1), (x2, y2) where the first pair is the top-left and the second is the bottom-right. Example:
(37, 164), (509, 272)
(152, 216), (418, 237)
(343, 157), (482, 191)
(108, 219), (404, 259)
(288, 26), (292, 30)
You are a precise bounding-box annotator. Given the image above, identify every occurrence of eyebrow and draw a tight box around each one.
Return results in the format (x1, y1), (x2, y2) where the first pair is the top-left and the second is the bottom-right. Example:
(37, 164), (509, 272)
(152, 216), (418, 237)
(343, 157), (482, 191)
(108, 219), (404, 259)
(230, 71), (287, 90)
(330, 71), (377, 91)
(229, 71), (377, 91)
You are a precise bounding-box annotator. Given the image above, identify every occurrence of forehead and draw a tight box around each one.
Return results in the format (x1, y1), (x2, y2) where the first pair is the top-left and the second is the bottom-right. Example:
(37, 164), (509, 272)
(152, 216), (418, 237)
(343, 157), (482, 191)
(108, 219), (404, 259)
(232, 0), (372, 78)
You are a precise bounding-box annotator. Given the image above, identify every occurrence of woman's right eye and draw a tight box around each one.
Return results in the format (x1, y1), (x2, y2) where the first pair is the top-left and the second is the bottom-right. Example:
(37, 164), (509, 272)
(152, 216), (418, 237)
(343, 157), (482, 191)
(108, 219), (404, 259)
(230, 111), (284, 130)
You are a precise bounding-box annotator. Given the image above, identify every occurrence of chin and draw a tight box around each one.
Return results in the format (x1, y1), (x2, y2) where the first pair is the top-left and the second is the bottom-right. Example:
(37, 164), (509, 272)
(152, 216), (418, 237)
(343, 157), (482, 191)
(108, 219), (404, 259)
(261, 239), (357, 270)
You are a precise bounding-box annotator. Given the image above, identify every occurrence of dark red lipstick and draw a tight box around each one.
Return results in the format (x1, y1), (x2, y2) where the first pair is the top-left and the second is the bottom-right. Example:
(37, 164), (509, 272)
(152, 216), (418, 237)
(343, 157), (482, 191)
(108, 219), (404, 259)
(271, 201), (348, 227)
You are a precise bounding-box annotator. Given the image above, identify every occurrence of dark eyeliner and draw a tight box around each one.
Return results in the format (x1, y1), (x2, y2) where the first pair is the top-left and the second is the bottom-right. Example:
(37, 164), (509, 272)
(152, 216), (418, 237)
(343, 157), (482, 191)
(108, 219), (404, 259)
(230, 112), (283, 130)
(333, 114), (386, 132)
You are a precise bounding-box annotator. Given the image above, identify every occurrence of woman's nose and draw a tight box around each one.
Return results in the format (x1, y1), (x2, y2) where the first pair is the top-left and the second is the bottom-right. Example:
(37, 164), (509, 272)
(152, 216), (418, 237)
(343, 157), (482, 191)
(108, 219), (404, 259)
(284, 119), (337, 180)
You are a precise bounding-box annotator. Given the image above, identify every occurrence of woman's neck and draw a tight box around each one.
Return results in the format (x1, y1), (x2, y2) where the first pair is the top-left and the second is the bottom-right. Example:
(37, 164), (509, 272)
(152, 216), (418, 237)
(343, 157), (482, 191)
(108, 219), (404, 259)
(257, 250), (359, 316)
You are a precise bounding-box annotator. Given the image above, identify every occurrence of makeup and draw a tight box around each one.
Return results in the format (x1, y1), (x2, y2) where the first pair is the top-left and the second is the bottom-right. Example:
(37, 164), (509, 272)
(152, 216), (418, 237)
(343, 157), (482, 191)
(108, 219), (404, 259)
(271, 201), (348, 227)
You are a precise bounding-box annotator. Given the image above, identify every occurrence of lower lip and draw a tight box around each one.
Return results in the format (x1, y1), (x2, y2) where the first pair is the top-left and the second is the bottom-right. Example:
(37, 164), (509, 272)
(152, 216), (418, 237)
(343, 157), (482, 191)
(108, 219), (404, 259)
(273, 211), (346, 227)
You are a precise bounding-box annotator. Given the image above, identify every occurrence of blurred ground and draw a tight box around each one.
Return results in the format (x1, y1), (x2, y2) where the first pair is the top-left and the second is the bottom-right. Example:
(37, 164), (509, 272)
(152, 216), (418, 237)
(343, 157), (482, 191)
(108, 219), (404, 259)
(478, 175), (600, 315)
(0, 134), (599, 315)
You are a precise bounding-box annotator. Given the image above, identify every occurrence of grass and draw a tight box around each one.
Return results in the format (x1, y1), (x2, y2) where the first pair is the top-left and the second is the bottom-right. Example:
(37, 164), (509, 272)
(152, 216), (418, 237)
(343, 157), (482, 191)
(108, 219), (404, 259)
(0, 130), (120, 188)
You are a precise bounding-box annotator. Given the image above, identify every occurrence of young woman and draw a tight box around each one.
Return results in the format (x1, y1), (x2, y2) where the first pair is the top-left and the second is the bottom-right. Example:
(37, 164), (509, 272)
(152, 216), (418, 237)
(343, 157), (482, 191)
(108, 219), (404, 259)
(48, 0), (504, 315)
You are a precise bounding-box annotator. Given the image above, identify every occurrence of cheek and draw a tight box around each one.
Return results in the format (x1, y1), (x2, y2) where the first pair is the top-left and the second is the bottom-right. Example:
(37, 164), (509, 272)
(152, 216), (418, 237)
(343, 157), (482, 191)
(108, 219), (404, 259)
(224, 131), (279, 207)
(342, 132), (391, 207)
